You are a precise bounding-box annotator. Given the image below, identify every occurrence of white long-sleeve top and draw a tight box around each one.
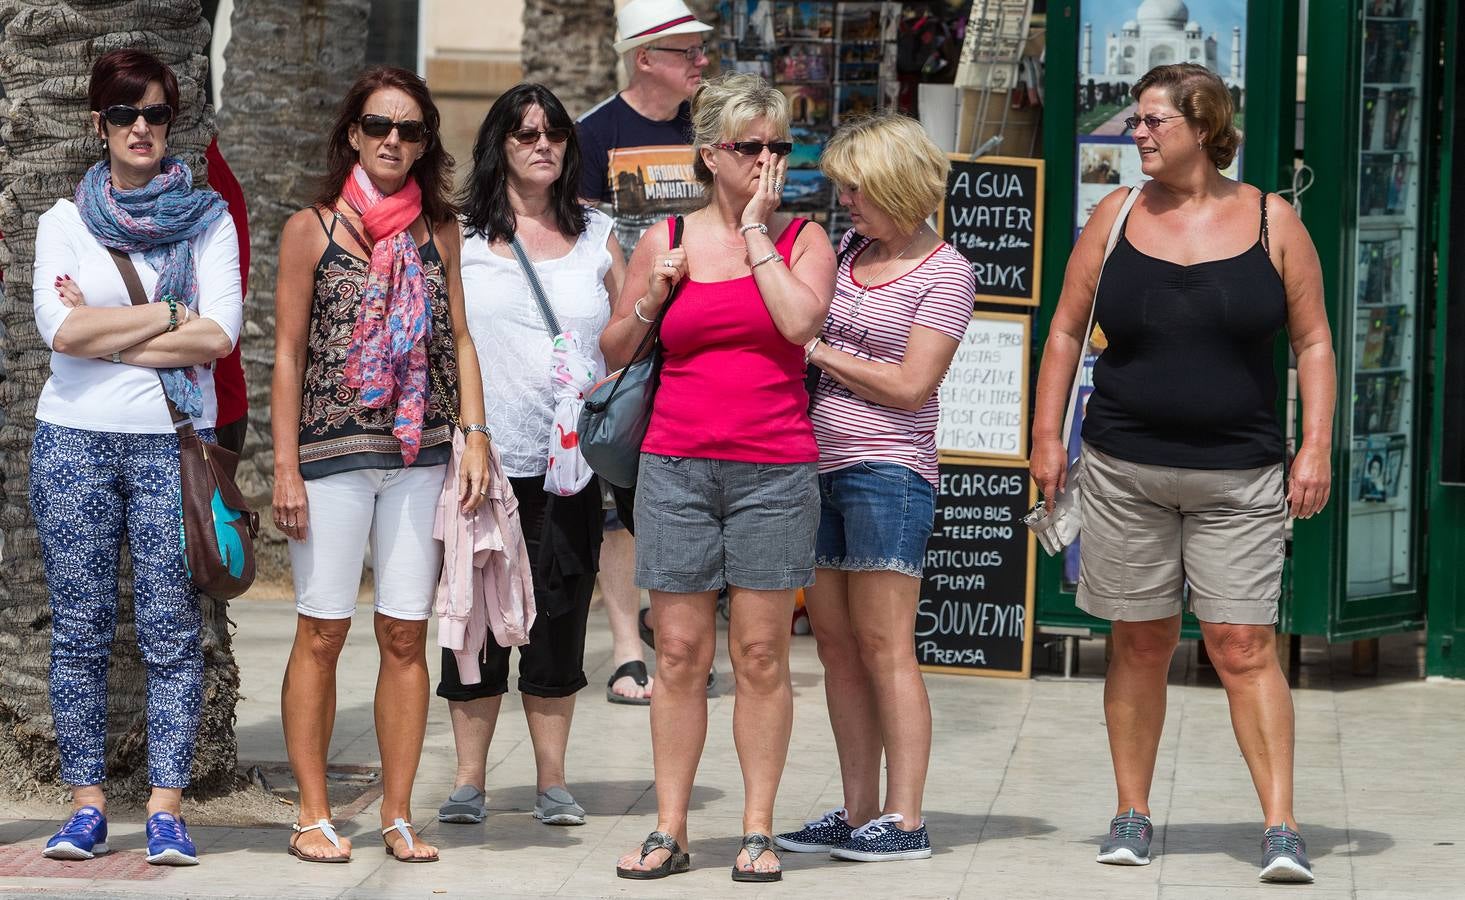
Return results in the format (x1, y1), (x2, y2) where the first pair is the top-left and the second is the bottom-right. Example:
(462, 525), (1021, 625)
(30, 198), (242, 433)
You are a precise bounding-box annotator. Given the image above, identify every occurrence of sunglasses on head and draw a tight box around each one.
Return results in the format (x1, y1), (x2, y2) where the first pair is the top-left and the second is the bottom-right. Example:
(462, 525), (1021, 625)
(511, 127), (571, 145)
(102, 104), (173, 128)
(357, 114), (428, 143)
(713, 140), (793, 157)
(1123, 113), (1186, 131)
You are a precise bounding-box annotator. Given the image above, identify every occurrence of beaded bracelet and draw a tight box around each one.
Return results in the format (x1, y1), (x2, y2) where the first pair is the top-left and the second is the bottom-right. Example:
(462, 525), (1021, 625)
(164, 295), (179, 332)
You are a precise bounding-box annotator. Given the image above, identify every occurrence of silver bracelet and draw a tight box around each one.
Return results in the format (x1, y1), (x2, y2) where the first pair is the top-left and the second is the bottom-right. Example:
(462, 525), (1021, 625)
(749, 250), (783, 269)
(739, 222), (769, 237)
(463, 423), (492, 440)
(634, 298), (656, 325)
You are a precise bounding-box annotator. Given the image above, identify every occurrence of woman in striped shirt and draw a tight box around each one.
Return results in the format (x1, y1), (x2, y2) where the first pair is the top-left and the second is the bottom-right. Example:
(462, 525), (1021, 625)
(775, 112), (975, 864)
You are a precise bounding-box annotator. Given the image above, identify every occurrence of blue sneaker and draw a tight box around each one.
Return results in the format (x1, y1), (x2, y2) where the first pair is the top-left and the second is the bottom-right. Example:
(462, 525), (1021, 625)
(145, 811), (199, 866)
(775, 807), (854, 853)
(829, 813), (932, 862)
(43, 806), (109, 860)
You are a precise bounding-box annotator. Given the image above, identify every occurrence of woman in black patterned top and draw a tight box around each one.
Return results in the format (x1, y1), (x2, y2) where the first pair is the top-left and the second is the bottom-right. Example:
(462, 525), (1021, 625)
(269, 66), (490, 864)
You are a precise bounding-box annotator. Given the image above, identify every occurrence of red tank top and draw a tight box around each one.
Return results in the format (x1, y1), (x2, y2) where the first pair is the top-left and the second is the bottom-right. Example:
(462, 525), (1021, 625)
(641, 217), (817, 463)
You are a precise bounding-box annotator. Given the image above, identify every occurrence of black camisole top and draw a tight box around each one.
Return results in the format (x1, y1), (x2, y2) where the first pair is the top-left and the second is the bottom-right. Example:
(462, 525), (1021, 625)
(1081, 191), (1288, 470)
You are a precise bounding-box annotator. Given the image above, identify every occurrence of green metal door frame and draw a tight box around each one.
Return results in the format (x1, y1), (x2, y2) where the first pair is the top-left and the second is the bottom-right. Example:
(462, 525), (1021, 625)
(1425, 0), (1464, 678)
(1034, 1), (1300, 636)
(1294, 0), (1432, 641)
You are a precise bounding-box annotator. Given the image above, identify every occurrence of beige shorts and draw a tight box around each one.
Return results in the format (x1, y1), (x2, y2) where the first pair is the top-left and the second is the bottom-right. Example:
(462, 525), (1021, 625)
(1075, 443), (1285, 625)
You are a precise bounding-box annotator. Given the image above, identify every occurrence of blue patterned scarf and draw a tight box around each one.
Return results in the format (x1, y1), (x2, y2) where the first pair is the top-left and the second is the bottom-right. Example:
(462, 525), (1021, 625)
(74, 156), (229, 417)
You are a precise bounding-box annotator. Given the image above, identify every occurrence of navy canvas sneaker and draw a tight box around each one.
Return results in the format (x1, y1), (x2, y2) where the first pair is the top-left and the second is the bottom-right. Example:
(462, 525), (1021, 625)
(829, 813), (932, 862)
(775, 807), (854, 853)
(1259, 823), (1314, 883)
(43, 806), (109, 860)
(145, 811), (199, 866)
(1097, 808), (1153, 866)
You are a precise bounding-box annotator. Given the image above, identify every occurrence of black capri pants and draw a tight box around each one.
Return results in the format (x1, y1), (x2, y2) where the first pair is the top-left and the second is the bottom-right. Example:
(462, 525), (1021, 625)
(437, 475), (603, 700)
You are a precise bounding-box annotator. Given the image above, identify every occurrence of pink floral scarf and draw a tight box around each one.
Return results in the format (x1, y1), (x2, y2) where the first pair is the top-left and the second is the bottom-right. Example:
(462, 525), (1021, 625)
(340, 164), (433, 464)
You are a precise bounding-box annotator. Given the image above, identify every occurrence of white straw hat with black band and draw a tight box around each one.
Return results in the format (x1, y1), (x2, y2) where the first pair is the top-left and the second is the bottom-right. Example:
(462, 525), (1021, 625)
(613, 0), (713, 55)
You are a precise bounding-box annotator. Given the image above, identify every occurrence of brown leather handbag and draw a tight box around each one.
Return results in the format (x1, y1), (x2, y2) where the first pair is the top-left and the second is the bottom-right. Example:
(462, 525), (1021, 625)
(108, 248), (259, 599)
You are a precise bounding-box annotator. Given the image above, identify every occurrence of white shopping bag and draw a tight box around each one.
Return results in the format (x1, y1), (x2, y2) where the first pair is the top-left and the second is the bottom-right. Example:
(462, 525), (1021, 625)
(544, 330), (597, 497)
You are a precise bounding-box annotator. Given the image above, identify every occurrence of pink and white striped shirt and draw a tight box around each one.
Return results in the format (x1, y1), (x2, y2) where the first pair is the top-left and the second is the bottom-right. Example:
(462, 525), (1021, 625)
(809, 231), (976, 486)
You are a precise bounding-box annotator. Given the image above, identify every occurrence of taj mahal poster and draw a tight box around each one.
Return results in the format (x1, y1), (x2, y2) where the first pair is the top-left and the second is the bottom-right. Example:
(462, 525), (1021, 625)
(1076, 0), (1247, 136)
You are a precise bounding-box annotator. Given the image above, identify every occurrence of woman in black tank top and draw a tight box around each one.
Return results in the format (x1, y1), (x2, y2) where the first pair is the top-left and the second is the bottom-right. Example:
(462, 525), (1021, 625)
(1030, 64), (1335, 884)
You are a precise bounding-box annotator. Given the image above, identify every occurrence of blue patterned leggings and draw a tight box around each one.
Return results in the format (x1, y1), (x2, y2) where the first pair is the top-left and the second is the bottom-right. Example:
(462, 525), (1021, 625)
(29, 422), (211, 789)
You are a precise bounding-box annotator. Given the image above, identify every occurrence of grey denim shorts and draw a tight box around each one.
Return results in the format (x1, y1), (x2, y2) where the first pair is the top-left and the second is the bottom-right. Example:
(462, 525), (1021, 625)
(633, 453), (820, 593)
(1075, 443), (1285, 626)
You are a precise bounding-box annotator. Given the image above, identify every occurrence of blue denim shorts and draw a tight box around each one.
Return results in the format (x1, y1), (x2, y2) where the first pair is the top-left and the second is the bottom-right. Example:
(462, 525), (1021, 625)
(815, 462), (937, 578)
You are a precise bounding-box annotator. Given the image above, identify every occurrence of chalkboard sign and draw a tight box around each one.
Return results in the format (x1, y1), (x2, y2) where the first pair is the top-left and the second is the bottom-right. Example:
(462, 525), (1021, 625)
(937, 311), (1029, 460)
(937, 154), (1044, 307)
(917, 457), (1035, 678)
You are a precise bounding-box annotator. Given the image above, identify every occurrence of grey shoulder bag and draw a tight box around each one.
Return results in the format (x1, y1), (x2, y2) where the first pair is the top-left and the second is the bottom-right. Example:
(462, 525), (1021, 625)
(576, 215), (684, 489)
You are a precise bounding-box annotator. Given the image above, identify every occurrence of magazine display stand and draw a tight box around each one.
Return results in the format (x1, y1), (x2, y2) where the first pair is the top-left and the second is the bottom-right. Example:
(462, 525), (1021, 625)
(714, 1), (902, 228)
(1345, 0), (1424, 598)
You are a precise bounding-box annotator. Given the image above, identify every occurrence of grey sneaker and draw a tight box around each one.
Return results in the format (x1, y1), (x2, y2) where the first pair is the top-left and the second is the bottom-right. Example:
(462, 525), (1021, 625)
(437, 785), (487, 824)
(1096, 808), (1153, 865)
(533, 786), (586, 826)
(1259, 824), (1314, 883)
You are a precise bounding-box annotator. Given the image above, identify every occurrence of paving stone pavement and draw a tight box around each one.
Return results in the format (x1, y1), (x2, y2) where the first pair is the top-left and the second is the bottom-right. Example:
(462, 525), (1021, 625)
(1, 596), (1461, 898)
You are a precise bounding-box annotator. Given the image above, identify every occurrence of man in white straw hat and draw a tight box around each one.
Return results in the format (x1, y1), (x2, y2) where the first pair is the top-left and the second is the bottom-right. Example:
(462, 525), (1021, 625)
(578, 0), (712, 710)
(578, 0), (712, 256)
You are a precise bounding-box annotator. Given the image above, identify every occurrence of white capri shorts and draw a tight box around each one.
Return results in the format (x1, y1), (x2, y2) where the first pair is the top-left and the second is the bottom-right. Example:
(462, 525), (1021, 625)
(288, 464), (447, 621)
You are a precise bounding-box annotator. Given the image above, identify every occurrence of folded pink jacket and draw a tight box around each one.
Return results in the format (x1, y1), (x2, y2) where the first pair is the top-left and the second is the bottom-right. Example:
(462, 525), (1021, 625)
(435, 430), (535, 684)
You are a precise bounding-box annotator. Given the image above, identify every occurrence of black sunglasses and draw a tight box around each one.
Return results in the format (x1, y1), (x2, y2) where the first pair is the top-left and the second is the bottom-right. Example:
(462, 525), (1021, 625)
(511, 128), (571, 145)
(102, 104), (174, 128)
(1123, 113), (1186, 131)
(357, 114), (428, 143)
(713, 140), (794, 157)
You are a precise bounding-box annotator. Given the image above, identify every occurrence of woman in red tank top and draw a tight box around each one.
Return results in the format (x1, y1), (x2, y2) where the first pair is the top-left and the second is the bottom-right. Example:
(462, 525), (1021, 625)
(601, 72), (835, 883)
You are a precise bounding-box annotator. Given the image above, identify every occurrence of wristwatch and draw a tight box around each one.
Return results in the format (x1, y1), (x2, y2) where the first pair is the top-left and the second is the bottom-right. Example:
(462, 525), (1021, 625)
(463, 423), (492, 440)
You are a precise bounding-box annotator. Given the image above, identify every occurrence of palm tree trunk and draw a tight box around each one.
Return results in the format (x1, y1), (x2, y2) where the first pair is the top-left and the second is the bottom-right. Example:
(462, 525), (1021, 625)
(0, 0), (238, 798)
(521, 0), (619, 118)
(218, 0), (370, 561)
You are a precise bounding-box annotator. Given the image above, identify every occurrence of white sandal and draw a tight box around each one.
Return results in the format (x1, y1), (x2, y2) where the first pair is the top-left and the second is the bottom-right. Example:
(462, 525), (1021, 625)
(381, 817), (438, 863)
(288, 818), (349, 863)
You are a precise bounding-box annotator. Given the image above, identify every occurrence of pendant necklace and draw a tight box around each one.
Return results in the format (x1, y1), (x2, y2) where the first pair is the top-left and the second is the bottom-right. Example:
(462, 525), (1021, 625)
(850, 227), (924, 317)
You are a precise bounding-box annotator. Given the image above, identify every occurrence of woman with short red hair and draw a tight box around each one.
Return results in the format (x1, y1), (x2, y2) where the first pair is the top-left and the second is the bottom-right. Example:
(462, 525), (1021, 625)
(30, 48), (242, 866)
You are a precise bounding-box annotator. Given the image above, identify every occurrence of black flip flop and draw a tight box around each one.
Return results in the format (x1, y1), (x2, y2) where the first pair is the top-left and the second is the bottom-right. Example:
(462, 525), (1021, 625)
(731, 832), (782, 882)
(617, 831), (690, 880)
(606, 660), (652, 706)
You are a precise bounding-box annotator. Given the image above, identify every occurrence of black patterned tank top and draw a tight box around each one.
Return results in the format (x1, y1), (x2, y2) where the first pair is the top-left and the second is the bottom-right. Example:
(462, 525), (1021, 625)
(297, 210), (458, 480)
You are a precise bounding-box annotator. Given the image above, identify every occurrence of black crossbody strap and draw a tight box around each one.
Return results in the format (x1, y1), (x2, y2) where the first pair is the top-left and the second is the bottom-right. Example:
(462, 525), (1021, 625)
(594, 216), (684, 410)
(508, 234), (564, 338)
(106, 247), (195, 435)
